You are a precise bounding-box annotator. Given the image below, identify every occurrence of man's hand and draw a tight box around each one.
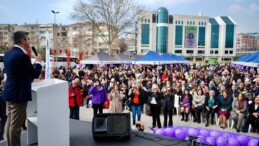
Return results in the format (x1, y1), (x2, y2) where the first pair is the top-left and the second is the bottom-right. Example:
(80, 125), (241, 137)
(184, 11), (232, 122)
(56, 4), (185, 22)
(35, 55), (42, 62)
(253, 112), (258, 118)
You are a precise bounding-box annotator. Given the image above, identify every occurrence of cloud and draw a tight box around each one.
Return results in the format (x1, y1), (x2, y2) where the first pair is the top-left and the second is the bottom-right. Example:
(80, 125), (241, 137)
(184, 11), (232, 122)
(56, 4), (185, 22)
(228, 4), (243, 13)
(250, 3), (259, 11)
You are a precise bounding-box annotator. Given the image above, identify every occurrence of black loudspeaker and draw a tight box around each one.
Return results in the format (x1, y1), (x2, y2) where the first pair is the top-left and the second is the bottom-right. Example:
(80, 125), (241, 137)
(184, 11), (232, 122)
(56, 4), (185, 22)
(92, 113), (131, 141)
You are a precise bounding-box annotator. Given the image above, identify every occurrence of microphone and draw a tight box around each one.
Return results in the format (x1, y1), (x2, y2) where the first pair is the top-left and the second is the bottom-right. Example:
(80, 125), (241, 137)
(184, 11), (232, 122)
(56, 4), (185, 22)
(32, 46), (38, 56)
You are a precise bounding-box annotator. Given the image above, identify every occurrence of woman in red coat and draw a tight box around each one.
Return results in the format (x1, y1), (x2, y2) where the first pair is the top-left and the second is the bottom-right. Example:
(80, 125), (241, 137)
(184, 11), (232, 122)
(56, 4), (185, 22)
(68, 80), (82, 120)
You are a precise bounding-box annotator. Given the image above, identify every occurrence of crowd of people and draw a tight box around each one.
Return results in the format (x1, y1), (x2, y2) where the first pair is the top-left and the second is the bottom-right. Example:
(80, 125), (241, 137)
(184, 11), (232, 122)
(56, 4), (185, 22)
(50, 63), (259, 135)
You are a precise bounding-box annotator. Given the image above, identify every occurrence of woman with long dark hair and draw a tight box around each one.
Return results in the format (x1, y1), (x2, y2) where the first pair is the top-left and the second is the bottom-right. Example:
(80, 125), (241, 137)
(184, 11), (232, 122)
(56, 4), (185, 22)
(180, 89), (192, 122)
(128, 83), (147, 125)
(231, 93), (247, 132)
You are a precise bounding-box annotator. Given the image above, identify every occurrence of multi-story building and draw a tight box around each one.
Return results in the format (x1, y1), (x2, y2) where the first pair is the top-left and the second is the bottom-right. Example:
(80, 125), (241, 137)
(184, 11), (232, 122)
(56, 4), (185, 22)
(0, 24), (16, 48)
(236, 32), (259, 56)
(137, 7), (237, 62)
(0, 22), (117, 58)
(125, 33), (136, 53)
(236, 34), (257, 51)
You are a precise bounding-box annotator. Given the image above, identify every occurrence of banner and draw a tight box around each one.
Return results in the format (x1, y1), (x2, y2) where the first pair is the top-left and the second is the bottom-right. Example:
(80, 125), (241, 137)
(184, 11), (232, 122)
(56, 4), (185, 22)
(45, 32), (51, 79)
(184, 26), (197, 48)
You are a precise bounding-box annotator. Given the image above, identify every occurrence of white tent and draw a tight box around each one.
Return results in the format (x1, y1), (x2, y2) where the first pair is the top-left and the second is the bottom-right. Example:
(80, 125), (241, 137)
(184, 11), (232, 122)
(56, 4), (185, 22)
(80, 53), (120, 64)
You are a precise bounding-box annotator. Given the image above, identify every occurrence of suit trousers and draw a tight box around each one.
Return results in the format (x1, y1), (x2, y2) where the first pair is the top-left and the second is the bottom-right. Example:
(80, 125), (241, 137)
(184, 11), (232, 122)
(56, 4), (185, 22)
(7, 102), (27, 146)
(231, 112), (245, 130)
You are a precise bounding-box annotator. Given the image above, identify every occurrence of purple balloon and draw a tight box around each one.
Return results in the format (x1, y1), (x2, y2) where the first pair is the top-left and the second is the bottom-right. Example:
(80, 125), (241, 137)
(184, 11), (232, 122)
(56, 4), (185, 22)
(197, 135), (207, 143)
(217, 137), (227, 146)
(174, 129), (186, 139)
(248, 139), (259, 146)
(236, 135), (249, 146)
(210, 131), (221, 138)
(154, 128), (164, 136)
(188, 128), (199, 137)
(163, 127), (175, 137)
(206, 137), (216, 145)
(228, 137), (240, 146)
(199, 129), (210, 138)
(222, 133), (232, 139)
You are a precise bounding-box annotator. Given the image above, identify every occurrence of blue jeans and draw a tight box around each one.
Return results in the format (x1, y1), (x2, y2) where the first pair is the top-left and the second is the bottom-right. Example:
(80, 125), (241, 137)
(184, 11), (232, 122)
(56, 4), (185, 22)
(131, 104), (142, 125)
(70, 106), (80, 120)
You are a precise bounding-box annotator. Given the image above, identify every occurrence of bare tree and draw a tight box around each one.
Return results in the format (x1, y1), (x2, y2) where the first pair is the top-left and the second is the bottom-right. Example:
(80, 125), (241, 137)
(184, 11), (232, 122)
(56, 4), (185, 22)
(71, 0), (142, 54)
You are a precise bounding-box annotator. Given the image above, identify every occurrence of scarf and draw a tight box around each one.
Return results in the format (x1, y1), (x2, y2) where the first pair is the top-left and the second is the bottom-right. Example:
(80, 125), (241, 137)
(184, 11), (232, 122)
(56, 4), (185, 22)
(238, 101), (243, 110)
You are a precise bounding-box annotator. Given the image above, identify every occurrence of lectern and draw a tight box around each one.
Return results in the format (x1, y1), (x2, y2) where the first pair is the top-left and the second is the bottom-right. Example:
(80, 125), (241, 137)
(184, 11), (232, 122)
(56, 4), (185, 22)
(27, 79), (69, 146)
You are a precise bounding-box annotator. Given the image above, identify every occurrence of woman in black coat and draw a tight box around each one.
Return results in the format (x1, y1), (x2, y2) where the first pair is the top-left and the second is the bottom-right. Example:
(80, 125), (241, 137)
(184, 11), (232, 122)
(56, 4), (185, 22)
(162, 87), (174, 127)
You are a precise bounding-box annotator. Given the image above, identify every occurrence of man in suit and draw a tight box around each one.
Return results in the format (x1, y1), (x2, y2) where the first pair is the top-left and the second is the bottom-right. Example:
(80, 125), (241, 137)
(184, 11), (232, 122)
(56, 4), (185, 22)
(242, 95), (259, 134)
(2, 31), (42, 146)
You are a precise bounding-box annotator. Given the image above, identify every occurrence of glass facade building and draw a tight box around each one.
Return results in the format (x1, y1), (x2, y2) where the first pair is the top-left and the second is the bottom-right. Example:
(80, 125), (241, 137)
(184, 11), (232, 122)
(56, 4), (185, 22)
(156, 7), (168, 53)
(198, 27), (206, 46)
(137, 8), (237, 61)
(221, 16), (234, 48)
(141, 24), (150, 46)
(209, 18), (219, 48)
(175, 26), (183, 46)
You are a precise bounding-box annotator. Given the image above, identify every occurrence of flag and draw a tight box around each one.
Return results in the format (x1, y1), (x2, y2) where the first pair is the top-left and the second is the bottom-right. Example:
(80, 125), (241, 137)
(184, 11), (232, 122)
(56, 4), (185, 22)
(45, 32), (51, 79)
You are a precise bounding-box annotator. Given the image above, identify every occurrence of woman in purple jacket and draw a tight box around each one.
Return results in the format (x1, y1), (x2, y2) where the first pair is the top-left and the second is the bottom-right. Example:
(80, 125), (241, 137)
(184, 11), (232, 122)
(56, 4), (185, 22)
(88, 79), (108, 116)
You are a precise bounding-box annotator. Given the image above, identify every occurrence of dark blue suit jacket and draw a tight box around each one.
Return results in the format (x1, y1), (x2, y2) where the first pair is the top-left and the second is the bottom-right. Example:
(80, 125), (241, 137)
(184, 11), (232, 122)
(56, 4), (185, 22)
(2, 47), (42, 102)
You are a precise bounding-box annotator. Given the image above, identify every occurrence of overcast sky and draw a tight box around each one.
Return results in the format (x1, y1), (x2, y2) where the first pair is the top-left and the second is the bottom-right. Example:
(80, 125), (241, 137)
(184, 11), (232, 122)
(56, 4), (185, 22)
(0, 0), (258, 33)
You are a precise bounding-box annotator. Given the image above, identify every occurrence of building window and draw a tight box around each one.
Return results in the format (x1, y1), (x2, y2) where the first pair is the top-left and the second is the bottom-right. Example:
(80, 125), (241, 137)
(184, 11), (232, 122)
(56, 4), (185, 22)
(181, 21), (183, 24)
(204, 22), (206, 25)
(198, 27), (206, 46)
(210, 50), (214, 54)
(175, 21), (177, 24)
(186, 58), (193, 61)
(201, 22), (203, 25)
(222, 58), (231, 61)
(178, 21), (180, 24)
(169, 15), (173, 24)
(175, 26), (183, 45)
(196, 58), (202, 61)
(187, 21), (189, 25)
(215, 50), (218, 54)
(193, 22), (195, 25)
(221, 17), (234, 48)
(186, 50), (194, 54)
(148, 19), (150, 23)
(175, 50), (182, 53)
(230, 50), (233, 54)
(225, 50), (228, 54)
(152, 14), (156, 23)
(190, 21), (192, 25)
(141, 24), (150, 46)
(198, 50), (205, 54)
(199, 22), (200, 25)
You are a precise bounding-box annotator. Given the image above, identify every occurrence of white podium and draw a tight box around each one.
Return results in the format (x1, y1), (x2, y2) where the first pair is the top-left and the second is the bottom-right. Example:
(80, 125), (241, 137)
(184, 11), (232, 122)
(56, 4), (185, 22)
(27, 79), (69, 146)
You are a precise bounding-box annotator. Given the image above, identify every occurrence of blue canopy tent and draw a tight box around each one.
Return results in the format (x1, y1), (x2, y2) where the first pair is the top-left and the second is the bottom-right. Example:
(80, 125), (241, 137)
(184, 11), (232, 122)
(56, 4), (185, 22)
(171, 54), (189, 64)
(232, 52), (259, 67)
(160, 53), (175, 64)
(132, 51), (163, 65)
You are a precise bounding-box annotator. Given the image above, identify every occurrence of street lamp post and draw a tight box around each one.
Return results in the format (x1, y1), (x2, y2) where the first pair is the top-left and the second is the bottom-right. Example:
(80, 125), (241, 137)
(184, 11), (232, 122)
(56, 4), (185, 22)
(51, 10), (59, 67)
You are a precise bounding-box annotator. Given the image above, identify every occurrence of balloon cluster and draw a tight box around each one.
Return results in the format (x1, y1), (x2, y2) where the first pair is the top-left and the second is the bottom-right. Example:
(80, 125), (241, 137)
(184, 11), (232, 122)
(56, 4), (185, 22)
(153, 126), (259, 146)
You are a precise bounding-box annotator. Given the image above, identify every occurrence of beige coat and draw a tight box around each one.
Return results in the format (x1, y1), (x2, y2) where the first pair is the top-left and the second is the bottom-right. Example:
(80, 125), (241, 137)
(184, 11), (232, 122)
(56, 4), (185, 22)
(109, 90), (125, 113)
